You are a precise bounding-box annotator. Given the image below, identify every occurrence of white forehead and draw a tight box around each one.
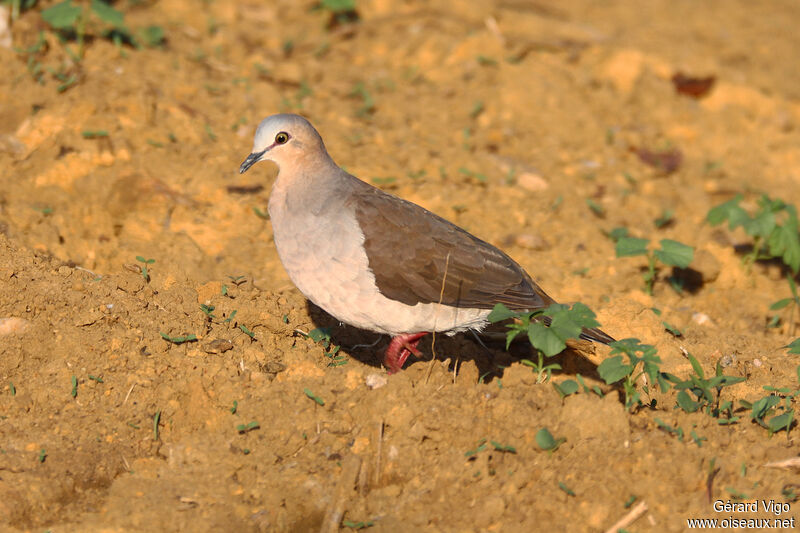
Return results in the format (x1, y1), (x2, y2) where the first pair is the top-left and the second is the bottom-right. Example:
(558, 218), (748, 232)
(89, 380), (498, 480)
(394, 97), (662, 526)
(252, 113), (316, 150)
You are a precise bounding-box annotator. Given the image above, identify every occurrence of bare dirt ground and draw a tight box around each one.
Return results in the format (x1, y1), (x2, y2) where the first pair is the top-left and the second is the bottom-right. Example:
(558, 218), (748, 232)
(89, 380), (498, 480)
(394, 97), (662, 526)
(1, 1), (800, 531)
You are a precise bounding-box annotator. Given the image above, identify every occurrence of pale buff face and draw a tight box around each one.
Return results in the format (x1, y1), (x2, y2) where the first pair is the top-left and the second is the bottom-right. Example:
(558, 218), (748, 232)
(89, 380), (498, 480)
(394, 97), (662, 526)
(239, 113), (328, 175)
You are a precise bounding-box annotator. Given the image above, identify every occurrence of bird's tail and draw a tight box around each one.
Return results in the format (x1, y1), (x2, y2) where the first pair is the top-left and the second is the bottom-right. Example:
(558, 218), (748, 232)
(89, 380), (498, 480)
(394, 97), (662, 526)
(579, 326), (616, 345)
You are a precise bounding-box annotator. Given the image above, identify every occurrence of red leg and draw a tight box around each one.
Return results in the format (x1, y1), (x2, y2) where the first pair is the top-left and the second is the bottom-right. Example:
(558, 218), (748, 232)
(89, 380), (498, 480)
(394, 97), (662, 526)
(384, 332), (429, 374)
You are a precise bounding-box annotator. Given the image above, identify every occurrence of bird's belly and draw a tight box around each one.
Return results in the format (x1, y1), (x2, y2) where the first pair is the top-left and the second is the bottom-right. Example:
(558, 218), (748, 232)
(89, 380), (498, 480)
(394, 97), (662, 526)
(270, 211), (489, 336)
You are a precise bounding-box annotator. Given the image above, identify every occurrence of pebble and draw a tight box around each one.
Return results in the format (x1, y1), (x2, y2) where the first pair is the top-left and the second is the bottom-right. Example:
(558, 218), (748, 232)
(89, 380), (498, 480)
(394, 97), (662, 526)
(692, 312), (713, 326)
(516, 171), (549, 192)
(365, 373), (388, 390)
(0, 317), (30, 336)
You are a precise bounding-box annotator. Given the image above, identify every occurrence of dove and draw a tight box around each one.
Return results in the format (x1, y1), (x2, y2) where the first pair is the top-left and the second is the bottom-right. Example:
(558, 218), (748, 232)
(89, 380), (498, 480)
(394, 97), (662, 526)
(239, 114), (614, 373)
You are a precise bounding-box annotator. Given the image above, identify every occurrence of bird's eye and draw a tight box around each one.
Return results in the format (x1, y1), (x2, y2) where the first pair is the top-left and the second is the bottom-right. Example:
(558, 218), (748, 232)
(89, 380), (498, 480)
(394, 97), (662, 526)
(275, 132), (289, 144)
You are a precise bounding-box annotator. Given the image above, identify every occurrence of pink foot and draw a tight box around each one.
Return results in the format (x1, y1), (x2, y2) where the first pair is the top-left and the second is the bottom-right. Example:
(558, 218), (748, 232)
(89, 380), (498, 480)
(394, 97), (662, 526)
(384, 332), (429, 374)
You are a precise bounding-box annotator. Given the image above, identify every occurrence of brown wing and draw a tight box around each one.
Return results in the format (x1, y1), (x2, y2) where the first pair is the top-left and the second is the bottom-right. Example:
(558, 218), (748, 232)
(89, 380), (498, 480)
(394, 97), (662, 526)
(350, 182), (556, 311)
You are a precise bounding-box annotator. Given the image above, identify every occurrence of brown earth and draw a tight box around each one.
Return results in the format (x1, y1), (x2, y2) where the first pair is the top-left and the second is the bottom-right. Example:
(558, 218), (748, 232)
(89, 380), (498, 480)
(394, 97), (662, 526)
(1, 0), (800, 531)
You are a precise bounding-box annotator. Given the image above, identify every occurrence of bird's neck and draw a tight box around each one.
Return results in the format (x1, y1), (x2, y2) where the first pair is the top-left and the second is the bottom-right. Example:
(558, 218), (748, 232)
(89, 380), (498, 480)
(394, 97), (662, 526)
(269, 153), (343, 218)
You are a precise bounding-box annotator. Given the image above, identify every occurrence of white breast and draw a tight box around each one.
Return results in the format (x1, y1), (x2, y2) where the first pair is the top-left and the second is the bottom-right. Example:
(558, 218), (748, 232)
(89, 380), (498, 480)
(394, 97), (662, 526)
(269, 187), (489, 336)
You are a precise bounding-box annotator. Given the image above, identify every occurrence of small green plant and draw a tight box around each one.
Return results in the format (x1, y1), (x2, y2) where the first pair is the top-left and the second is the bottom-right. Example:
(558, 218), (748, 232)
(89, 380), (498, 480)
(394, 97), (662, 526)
(654, 209), (675, 228)
(70, 375), (77, 398)
(159, 332), (197, 344)
(236, 421), (260, 434)
(458, 167), (487, 183)
(490, 302), (602, 356)
(464, 438), (516, 457)
(535, 427), (566, 452)
(707, 194), (800, 273)
(552, 379), (579, 400)
(10, 1), (164, 90)
(585, 198), (605, 218)
(520, 353), (561, 383)
(4, 0), (38, 21)
(41, 0), (125, 59)
(349, 82), (375, 116)
(239, 324), (256, 339)
(342, 519), (374, 530)
(135, 256), (155, 282)
(576, 374), (603, 396)
(558, 482), (575, 496)
(615, 237), (694, 295)
(228, 275), (246, 286)
(316, 0), (359, 27)
(306, 327), (346, 366)
(81, 129), (108, 138)
(665, 353), (745, 424)
(490, 440), (517, 454)
(489, 302), (603, 383)
(768, 277), (799, 334)
(304, 388), (324, 406)
(469, 100), (484, 119)
(740, 384), (797, 435)
(464, 438), (488, 458)
(597, 338), (669, 412)
(690, 430), (707, 447)
(654, 418), (684, 441)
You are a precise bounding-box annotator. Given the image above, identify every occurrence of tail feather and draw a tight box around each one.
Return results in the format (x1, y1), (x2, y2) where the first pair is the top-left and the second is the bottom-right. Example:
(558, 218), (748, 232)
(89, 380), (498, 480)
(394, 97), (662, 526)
(579, 326), (616, 345)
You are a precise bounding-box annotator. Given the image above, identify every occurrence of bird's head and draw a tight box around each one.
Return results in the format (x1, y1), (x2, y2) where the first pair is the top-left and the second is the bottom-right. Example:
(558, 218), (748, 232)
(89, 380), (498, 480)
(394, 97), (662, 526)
(239, 113), (328, 174)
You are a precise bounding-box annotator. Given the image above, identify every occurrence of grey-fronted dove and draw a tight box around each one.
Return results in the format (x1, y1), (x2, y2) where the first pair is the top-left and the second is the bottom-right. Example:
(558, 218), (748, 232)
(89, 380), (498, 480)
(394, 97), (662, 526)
(239, 114), (614, 373)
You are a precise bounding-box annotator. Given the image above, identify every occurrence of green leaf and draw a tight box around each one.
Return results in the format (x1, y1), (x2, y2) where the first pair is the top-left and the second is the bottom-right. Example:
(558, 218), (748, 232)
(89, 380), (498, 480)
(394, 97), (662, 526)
(744, 209), (776, 238)
(320, 0), (356, 12)
(527, 321), (565, 357)
(303, 388), (324, 406)
(677, 390), (700, 412)
(41, 0), (82, 29)
(768, 410), (793, 434)
(553, 302), (601, 329)
(308, 327), (331, 343)
(558, 481), (576, 496)
(687, 352), (705, 379)
(770, 298), (794, 311)
(608, 227), (629, 242)
(751, 395), (781, 421)
(90, 0), (123, 27)
(654, 239), (693, 268)
(585, 198), (605, 217)
(488, 303), (518, 323)
(706, 195), (745, 227)
(767, 211), (800, 273)
(597, 355), (633, 385)
(527, 303), (601, 357)
(535, 428), (565, 451)
(553, 379), (579, 399)
(489, 440), (517, 453)
(615, 237), (649, 257)
(788, 338), (800, 354)
(139, 25), (165, 47)
(662, 321), (682, 337)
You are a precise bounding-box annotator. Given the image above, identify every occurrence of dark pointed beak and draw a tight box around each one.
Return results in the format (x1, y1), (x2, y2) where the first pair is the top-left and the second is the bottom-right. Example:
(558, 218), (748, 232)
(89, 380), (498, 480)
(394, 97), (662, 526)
(239, 150), (264, 174)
